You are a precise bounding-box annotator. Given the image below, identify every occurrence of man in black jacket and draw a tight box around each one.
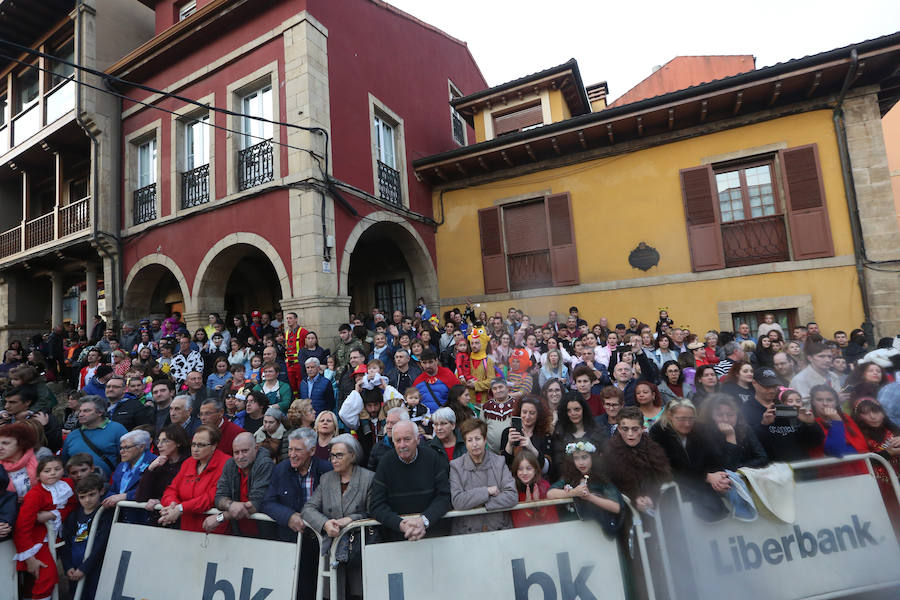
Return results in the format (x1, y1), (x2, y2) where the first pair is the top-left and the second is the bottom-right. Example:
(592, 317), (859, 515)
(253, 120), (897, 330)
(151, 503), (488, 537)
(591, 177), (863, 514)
(369, 420), (450, 541)
(105, 376), (152, 431)
(385, 349), (422, 395)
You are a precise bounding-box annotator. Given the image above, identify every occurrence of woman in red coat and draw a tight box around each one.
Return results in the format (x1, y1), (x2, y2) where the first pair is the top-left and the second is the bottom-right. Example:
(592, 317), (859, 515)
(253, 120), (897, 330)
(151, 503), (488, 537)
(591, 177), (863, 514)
(159, 425), (229, 533)
(15, 456), (76, 600)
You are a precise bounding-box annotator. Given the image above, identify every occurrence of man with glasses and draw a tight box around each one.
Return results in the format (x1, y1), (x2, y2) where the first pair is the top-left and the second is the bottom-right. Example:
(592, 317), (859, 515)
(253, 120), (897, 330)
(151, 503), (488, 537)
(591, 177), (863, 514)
(61, 396), (128, 478)
(198, 398), (244, 455)
(204, 432), (273, 535)
(106, 375), (152, 430)
(262, 428), (331, 600)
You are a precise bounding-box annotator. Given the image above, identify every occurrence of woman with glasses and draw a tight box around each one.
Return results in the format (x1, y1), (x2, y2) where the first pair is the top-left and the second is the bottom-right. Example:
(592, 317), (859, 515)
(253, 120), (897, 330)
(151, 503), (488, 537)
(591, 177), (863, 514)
(658, 360), (685, 404)
(159, 425), (229, 532)
(649, 399), (732, 521)
(136, 424), (191, 525)
(301, 433), (374, 600)
(102, 430), (156, 512)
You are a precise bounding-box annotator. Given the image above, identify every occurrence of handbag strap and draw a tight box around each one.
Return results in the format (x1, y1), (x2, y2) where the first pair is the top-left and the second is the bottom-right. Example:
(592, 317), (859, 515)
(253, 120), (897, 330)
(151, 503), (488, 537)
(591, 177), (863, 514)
(78, 426), (116, 473)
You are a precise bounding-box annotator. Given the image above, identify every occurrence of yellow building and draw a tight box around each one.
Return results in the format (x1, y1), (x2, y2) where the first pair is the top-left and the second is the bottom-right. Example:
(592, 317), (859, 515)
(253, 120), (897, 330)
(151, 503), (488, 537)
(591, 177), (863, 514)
(414, 36), (900, 338)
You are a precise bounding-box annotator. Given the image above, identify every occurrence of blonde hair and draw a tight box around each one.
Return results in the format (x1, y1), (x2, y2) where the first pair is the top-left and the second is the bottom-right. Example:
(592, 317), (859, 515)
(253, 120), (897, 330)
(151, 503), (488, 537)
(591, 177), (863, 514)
(314, 410), (337, 432)
(658, 398), (696, 430)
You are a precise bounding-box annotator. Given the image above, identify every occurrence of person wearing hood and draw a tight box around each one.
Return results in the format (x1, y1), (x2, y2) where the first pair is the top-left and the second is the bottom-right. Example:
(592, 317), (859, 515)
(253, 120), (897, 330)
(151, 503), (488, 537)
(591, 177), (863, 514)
(506, 348), (534, 402)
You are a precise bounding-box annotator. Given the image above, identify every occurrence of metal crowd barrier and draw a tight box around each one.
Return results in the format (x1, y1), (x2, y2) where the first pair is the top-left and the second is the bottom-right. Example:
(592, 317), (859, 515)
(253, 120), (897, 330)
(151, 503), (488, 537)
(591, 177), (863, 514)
(71, 500), (321, 600)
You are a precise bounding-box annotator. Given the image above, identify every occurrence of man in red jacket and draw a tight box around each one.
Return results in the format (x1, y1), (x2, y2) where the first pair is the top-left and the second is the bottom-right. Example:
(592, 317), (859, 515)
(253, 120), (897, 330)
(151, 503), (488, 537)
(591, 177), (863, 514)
(198, 398), (244, 455)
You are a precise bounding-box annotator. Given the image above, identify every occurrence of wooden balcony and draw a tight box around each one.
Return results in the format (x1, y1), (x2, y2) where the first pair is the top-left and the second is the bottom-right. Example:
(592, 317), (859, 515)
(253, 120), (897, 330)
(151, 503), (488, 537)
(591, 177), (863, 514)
(0, 195), (91, 261)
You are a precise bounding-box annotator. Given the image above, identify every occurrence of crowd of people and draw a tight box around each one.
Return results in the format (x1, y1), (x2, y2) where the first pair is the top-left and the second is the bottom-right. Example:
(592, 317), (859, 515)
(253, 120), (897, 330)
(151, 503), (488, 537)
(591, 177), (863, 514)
(1, 304), (899, 600)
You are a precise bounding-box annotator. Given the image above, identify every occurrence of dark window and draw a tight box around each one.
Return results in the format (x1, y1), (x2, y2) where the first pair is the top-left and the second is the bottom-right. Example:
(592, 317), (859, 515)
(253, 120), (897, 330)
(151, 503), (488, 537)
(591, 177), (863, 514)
(477, 193), (579, 294)
(680, 144), (834, 272)
(375, 280), (406, 316)
(50, 40), (75, 89)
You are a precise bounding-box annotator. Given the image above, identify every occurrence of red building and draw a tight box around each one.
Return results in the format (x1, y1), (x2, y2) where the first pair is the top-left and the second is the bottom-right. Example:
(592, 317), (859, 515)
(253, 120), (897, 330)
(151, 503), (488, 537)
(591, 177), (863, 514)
(110, 0), (485, 339)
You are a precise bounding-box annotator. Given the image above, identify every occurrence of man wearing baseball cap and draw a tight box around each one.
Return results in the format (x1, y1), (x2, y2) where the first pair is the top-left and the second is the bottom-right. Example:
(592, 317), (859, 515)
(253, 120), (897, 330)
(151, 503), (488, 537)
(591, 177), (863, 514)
(743, 366), (821, 461)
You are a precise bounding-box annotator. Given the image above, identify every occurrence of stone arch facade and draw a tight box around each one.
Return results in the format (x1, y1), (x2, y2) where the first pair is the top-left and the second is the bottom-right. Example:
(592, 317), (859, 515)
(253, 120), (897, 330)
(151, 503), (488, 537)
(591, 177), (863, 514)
(340, 212), (438, 307)
(122, 254), (192, 323)
(191, 232), (292, 314)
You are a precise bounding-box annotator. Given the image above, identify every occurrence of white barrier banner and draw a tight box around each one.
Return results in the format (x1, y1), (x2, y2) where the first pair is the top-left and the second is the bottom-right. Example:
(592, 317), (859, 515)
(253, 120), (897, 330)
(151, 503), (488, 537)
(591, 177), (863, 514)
(363, 520), (625, 600)
(677, 474), (900, 600)
(95, 523), (297, 600)
(1, 539), (18, 600)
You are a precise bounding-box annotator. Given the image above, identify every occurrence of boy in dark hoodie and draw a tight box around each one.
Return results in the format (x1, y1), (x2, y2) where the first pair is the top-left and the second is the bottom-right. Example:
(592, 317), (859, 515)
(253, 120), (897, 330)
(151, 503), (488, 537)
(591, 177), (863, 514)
(60, 474), (113, 600)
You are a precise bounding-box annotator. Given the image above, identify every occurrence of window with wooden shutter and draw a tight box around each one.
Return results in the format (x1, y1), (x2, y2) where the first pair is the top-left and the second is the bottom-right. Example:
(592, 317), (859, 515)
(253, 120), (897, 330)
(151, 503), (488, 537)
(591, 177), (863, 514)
(680, 165), (725, 271)
(504, 201), (552, 291)
(780, 144), (834, 260)
(545, 193), (579, 286)
(492, 102), (543, 136)
(478, 207), (509, 294)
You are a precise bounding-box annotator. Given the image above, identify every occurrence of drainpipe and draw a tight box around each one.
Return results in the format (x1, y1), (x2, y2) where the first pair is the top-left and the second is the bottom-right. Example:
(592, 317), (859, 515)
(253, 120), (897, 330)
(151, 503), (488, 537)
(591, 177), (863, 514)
(831, 49), (874, 344)
(74, 0), (121, 328)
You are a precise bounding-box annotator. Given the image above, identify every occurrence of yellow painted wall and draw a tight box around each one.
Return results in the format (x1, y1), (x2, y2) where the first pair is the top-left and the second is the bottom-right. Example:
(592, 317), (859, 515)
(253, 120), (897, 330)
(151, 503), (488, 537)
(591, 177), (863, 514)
(434, 109), (865, 334)
(474, 111), (487, 143)
(547, 90), (571, 122)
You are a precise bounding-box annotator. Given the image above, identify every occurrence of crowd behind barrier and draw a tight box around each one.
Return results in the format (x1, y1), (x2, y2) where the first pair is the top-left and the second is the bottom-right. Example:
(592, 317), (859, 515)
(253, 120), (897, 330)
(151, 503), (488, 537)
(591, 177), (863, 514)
(0, 304), (899, 599)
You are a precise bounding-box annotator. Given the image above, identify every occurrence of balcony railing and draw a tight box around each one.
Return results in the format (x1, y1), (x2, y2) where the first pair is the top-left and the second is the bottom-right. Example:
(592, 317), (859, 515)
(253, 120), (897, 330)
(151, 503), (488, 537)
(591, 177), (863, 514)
(0, 225), (22, 259)
(24, 213), (54, 249)
(133, 183), (157, 225)
(59, 196), (90, 237)
(181, 163), (210, 209)
(238, 139), (273, 191)
(721, 214), (790, 268)
(377, 160), (401, 205)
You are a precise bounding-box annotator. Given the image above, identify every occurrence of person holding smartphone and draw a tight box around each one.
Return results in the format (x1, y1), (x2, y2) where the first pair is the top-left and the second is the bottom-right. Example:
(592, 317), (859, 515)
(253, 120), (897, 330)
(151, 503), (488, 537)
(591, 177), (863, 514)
(500, 398), (552, 473)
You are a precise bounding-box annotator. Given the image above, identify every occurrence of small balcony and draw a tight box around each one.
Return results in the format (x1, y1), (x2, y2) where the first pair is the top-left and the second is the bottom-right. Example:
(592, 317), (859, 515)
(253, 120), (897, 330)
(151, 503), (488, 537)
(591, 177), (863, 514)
(238, 139), (273, 191)
(721, 214), (790, 268)
(181, 163), (210, 209)
(133, 183), (157, 225)
(377, 160), (401, 205)
(0, 195), (92, 261)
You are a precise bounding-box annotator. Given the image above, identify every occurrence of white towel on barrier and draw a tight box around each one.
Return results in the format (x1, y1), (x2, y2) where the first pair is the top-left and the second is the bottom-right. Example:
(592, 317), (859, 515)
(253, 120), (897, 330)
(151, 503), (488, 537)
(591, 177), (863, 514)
(738, 462), (796, 524)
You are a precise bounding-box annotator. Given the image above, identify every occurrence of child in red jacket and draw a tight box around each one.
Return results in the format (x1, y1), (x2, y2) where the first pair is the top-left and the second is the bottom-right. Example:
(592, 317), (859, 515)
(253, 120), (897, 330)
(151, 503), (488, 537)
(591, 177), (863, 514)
(15, 456), (77, 600)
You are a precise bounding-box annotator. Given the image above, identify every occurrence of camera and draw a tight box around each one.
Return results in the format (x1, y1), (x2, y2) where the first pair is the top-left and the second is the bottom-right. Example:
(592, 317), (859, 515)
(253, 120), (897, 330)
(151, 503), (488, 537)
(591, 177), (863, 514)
(773, 404), (798, 418)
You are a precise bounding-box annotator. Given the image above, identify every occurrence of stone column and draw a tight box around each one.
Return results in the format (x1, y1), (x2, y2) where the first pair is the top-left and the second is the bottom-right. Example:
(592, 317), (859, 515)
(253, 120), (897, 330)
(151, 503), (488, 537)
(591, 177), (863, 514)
(85, 262), (98, 329)
(50, 271), (64, 328)
(843, 90), (900, 337)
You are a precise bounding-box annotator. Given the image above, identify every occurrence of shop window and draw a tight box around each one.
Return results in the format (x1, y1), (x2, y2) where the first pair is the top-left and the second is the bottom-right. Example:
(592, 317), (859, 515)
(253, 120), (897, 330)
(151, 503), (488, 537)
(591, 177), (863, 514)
(477, 192), (579, 294)
(680, 144), (834, 272)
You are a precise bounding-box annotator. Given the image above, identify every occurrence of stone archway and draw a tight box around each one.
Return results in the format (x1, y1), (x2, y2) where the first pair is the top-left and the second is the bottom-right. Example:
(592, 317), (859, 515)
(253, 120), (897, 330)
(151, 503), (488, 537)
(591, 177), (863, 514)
(192, 233), (292, 321)
(342, 213), (438, 316)
(122, 255), (192, 324)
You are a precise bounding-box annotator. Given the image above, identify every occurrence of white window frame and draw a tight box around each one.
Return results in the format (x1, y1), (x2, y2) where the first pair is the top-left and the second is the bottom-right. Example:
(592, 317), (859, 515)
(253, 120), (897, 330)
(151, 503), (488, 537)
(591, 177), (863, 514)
(185, 114), (210, 171)
(225, 63), (280, 196)
(170, 93), (217, 216)
(449, 80), (466, 146)
(368, 94), (409, 209)
(241, 86), (273, 149)
(137, 138), (157, 189)
(373, 114), (396, 168)
(124, 119), (163, 230)
(178, 0), (197, 21)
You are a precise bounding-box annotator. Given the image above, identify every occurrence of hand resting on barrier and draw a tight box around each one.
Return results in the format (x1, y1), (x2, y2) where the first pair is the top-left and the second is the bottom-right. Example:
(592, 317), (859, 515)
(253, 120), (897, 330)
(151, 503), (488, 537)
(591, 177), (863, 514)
(399, 516), (426, 541)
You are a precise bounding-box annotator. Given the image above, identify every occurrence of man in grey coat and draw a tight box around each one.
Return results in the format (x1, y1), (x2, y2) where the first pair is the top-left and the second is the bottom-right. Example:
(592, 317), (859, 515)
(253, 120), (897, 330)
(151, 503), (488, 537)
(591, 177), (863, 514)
(203, 432), (273, 534)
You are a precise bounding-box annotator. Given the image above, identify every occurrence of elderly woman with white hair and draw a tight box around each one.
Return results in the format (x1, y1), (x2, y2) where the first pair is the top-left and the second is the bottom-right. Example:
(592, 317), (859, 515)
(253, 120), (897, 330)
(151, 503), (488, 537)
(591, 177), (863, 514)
(427, 407), (466, 462)
(300, 356), (336, 415)
(302, 433), (375, 599)
(102, 429), (157, 510)
(255, 406), (286, 460)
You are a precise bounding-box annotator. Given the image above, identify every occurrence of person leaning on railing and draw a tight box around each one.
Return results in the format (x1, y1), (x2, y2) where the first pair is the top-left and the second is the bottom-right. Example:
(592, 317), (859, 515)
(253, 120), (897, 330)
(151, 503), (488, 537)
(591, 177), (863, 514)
(301, 434), (374, 600)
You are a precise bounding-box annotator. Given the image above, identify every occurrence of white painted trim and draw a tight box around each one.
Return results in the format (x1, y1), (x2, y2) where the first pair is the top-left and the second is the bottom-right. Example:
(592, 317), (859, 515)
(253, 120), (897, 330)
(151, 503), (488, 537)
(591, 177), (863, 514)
(123, 119), (163, 229)
(169, 92), (216, 219)
(440, 254), (857, 305)
(368, 93), (410, 208)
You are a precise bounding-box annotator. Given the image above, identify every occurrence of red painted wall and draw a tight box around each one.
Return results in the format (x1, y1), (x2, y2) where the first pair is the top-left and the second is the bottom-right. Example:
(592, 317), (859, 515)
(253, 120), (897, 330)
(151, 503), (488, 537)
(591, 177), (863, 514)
(121, 0), (486, 300)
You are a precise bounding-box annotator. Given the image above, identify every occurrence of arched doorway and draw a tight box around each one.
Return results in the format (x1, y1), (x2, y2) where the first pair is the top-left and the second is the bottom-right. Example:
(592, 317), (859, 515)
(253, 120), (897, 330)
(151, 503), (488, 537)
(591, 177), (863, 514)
(344, 217), (437, 318)
(193, 238), (290, 324)
(122, 259), (190, 324)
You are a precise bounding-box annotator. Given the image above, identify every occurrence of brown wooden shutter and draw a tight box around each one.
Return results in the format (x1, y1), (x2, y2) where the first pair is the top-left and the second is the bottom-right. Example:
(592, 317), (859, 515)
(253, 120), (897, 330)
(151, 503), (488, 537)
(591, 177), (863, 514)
(780, 144), (834, 260)
(477, 206), (509, 294)
(493, 103), (543, 136)
(545, 192), (579, 286)
(680, 165), (725, 271)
